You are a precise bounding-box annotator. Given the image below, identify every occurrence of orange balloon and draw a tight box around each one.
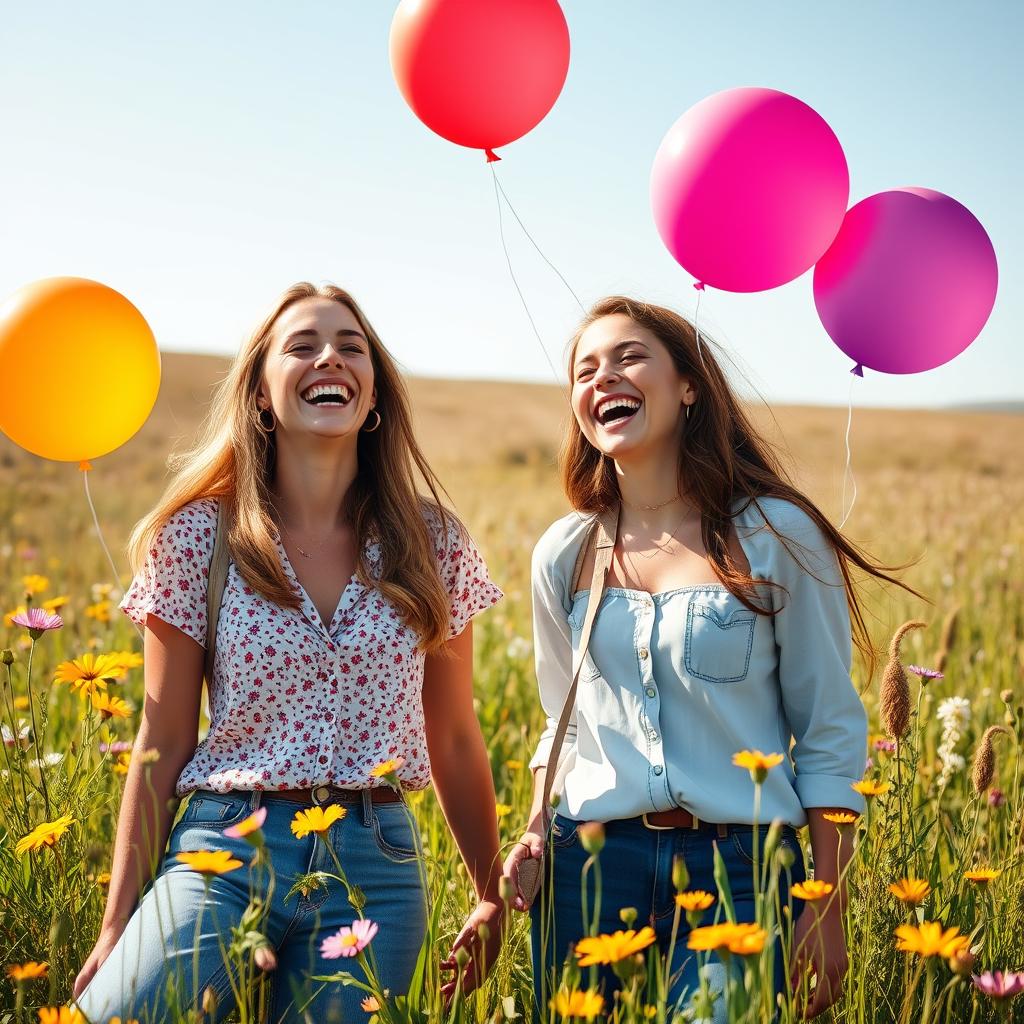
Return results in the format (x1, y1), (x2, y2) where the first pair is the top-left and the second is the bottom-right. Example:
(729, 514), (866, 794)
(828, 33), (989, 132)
(0, 277), (160, 461)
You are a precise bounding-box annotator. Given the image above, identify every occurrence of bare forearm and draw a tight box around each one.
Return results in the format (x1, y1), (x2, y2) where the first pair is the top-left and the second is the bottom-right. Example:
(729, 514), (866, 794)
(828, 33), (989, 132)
(100, 731), (193, 933)
(525, 767), (547, 833)
(806, 807), (855, 915)
(431, 732), (503, 903)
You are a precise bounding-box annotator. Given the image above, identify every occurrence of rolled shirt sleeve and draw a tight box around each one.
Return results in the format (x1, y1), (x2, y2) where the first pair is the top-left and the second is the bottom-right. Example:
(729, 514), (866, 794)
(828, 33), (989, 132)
(434, 512), (504, 641)
(118, 498), (217, 647)
(528, 532), (578, 772)
(771, 506), (869, 813)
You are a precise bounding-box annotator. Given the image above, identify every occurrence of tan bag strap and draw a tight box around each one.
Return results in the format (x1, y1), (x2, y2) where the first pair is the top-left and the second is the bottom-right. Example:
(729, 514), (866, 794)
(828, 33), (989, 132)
(539, 502), (619, 829)
(203, 498), (231, 689)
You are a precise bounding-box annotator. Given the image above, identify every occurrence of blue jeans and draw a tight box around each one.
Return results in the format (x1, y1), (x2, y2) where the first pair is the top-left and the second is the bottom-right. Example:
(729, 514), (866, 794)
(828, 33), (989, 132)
(74, 789), (427, 1024)
(530, 814), (807, 1024)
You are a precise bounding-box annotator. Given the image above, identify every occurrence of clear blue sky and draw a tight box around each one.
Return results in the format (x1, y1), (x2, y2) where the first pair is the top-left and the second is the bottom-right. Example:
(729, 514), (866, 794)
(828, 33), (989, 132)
(0, 2), (1019, 410)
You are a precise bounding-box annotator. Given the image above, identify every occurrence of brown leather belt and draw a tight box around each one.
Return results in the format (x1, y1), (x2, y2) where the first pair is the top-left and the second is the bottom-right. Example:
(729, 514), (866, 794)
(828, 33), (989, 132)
(264, 784), (403, 806)
(642, 808), (730, 837)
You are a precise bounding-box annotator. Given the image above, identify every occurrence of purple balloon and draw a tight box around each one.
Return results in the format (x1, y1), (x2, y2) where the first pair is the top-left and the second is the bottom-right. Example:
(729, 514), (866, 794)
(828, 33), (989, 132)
(650, 87), (849, 293)
(813, 188), (998, 375)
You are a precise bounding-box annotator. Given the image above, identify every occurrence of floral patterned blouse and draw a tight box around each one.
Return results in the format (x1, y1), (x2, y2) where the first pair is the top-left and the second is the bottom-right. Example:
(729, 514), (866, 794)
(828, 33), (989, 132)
(119, 497), (504, 796)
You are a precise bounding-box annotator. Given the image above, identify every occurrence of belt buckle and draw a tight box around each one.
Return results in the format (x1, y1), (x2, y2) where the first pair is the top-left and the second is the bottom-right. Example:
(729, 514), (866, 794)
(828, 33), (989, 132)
(311, 785), (333, 806)
(641, 812), (675, 831)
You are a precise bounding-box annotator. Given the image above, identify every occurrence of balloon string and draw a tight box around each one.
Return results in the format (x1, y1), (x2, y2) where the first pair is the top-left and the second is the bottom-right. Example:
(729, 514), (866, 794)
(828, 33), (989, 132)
(80, 460), (144, 641)
(692, 284), (709, 375)
(838, 372), (858, 530)
(490, 165), (587, 316)
(488, 166), (570, 400)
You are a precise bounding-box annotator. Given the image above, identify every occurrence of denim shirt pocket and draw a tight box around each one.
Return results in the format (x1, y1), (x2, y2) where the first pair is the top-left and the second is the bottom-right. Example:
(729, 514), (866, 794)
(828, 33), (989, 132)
(568, 597), (602, 681)
(684, 600), (756, 683)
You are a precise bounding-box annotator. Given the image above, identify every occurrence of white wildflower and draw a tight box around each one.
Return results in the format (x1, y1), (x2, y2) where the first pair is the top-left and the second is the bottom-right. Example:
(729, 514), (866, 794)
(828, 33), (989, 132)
(506, 636), (532, 660)
(2, 720), (31, 749)
(30, 752), (64, 769)
(937, 696), (971, 788)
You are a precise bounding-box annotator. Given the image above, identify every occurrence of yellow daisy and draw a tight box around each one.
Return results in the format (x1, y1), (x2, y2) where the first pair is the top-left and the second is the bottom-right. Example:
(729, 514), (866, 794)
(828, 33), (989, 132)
(37, 1008), (85, 1024)
(41, 596), (70, 613)
(16, 814), (76, 856)
(851, 779), (891, 797)
(791, 880), (834, 902)
(290, 805), (347, 839)
(550, 990), (604, 1019)
(688, 922), (766, 956)
(6, 961), (48, 980)
(112, 752), (132, 775)
(84, 601), (112, 623)
(889, 878), (931, 904)
(823, 811), (858, 825)
(369, 757), (405, 779)
(175, 850), (243, 876)
(675, 891), (715, 912)
(894, 921), (970, 959)
(106, 650), (144, 673)
(574, 927), (656, 966)
(495, 803), (513, 818)
(963, 868), (1000, 884)
(53, 653), (127, 698)
(732, 749), (785, 783)
(90, 692), (133, 719)
(21, 574), (50, 596)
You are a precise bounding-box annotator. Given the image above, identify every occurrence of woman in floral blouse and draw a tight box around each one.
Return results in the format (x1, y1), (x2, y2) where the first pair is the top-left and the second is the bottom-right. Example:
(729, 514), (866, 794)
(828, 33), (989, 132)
(72, 283), (505, 1022)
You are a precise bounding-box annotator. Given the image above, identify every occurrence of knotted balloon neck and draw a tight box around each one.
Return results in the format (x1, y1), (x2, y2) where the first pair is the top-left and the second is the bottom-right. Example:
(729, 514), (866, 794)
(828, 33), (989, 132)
(484, 149), (502, 163)
(693, 281), (706, 291)
(851, 364), (864, 377)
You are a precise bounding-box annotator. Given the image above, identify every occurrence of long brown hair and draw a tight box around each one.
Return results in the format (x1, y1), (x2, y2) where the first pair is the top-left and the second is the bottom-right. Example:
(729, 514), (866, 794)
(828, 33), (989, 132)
(126, 282), (463, 656)
(561, 295), (929, 688)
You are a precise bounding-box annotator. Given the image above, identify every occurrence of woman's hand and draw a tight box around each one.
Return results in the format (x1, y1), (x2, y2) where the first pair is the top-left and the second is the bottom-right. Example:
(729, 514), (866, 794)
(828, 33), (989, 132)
(789, 905), (848, 1019)
(440, 898), (505, 1003)
(72, 923), (124, 1001)
(502, 831), (544, 913)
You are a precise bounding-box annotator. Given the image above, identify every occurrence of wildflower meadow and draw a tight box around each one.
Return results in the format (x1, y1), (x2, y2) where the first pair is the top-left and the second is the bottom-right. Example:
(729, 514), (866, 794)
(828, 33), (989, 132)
(1, 372), (1022, 1023)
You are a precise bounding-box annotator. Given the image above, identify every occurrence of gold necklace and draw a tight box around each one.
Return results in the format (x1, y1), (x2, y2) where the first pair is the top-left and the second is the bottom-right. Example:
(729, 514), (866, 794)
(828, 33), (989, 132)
(620, 493), (684, 512)
(620, 506), (690, 561)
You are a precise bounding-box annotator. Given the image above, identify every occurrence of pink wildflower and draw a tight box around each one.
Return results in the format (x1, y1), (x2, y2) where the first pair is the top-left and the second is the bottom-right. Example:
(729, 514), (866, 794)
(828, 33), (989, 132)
(320, 919), (379, 959)
(11, 607), (64, 639)
(972, 970), (1024, 1000)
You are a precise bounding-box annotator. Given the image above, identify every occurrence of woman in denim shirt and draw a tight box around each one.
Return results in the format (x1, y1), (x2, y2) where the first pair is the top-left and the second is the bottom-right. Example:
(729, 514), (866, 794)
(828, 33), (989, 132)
(504, 296), (922, 1022)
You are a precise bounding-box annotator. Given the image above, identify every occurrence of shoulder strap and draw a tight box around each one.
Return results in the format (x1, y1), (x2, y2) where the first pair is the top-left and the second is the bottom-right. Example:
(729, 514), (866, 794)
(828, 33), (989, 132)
(539, 502), (619, 828)
(203, 499), (231, 688)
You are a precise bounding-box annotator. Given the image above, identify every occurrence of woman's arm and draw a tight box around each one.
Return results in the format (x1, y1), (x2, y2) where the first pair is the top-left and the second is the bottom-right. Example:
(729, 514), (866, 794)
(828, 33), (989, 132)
(789, 807), (856, 1019)
(73, 614), (202, 998)
(422, 621), (504, 998)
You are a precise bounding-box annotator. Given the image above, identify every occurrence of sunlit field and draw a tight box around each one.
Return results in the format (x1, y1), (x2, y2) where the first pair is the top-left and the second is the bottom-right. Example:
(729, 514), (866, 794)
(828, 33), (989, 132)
(2, 352), (1022, 1022)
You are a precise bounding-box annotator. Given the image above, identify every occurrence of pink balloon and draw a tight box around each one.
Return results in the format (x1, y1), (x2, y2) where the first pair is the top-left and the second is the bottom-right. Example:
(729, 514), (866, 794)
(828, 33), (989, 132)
(813, 188), (998, 374)
(650, 87), (849, 292)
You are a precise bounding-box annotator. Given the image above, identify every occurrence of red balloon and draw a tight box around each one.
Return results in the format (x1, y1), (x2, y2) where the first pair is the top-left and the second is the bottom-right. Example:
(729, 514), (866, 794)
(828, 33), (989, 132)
(390, 0), (570, 156)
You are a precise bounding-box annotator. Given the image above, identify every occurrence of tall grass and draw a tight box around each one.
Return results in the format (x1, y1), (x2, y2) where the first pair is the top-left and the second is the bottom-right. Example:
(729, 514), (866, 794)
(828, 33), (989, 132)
(2, 367), (1022, 1022)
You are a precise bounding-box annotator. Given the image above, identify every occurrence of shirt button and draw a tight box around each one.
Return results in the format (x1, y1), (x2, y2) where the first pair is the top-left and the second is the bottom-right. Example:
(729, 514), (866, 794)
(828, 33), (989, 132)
(652, 765), (664, 776)
(649, 729), (659, 742)
(639, 648), (649, 660)
(645, 687), (656, 698)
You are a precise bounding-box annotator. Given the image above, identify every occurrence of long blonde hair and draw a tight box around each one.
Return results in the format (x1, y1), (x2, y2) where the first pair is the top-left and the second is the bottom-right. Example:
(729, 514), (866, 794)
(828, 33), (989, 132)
(126, 282), (463, 656)
(562, 295), (929, 687)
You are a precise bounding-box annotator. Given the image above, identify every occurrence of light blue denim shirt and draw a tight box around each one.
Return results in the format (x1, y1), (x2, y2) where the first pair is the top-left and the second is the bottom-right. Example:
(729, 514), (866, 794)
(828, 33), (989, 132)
(528, 496), (869, 826)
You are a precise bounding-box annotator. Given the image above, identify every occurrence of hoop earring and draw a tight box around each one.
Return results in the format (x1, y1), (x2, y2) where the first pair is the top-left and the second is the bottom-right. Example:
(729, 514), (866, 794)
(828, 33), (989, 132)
(257, 406), (277, 434)
(362, 409), (382, 433)
(685, 403), (691, 422)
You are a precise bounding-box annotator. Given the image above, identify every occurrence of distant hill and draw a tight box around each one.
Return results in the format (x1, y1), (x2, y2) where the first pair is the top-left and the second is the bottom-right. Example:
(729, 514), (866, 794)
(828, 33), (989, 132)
(945, 400), (1024, 414)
